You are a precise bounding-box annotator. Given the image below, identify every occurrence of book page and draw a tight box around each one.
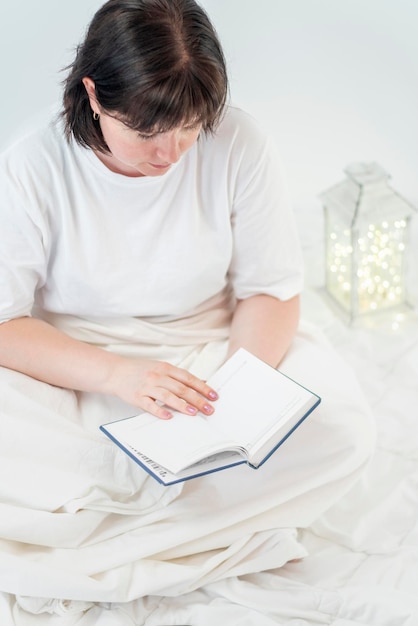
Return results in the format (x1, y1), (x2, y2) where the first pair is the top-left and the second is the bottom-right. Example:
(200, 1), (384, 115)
(204, 349), (316, 451)
(104, 411), (242, 474)
(123, 444), (245, 485)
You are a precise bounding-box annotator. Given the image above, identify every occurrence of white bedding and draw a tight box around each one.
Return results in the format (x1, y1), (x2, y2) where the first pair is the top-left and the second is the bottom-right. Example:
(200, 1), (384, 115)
(1, 204), (417, 625)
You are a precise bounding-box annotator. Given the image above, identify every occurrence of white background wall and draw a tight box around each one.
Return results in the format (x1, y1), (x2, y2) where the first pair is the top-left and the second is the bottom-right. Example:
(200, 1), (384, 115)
(1, 0), (417, 211)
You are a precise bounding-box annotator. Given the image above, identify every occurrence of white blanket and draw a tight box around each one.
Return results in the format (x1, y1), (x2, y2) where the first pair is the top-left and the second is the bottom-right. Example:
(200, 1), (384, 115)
(0, 312), (375, 624)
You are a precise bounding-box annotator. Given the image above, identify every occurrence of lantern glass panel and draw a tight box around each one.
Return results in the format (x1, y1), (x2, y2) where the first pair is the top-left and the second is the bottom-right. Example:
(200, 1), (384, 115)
(356, 218), (407, 315)
(325, 209), (353, 313)
(321, 162), (416, 323)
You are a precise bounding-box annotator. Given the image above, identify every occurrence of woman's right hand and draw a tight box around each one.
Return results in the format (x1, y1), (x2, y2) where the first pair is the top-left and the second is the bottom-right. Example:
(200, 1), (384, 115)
(0, 318), (217, 420)
(106, 357), (219, 420)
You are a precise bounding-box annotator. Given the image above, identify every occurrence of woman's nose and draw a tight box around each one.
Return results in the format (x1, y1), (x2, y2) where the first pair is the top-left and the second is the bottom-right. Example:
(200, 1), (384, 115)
(155, 131), (181, 163)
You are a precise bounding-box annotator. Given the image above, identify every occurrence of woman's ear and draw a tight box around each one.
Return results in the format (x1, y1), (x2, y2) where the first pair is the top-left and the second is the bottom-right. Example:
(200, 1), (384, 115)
(82, 77), (100, 116)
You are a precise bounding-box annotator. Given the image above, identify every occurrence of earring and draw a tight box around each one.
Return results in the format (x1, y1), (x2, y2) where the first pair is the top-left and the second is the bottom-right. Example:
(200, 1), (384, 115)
(93, 111), (100, 121)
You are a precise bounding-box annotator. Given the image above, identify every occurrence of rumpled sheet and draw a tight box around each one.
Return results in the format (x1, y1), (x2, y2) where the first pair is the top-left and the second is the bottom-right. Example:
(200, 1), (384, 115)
(0, 309), (375, 625)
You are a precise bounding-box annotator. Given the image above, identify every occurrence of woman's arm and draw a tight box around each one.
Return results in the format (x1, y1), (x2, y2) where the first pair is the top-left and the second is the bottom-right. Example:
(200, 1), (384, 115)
(0, 317), (218, 419)
(0, 295), (298, 416)
(227, 294), (300, 367)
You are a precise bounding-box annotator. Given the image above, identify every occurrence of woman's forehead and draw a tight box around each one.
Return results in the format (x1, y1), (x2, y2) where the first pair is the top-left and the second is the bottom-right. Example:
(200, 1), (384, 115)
(112, 111), (203, 132)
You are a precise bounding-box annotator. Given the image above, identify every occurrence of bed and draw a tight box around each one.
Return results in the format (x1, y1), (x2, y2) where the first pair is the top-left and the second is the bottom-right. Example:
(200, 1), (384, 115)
(1, 201), (417, 626)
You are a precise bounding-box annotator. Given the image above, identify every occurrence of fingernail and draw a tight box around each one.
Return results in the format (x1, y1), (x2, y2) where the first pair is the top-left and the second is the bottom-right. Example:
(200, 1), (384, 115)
(208, 390), (218, 400)
(186, 405), (197, 414)
(162, 410), (172, 419)
(203, 404), (214, 414)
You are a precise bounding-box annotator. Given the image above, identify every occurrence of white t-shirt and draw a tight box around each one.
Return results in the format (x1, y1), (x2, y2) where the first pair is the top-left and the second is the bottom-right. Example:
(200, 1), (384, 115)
(0, 106), (303, 324)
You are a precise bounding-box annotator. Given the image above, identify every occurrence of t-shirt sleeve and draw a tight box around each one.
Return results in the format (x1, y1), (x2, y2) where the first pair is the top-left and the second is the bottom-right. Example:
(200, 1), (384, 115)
(0, 158), (48, 323)
(227, 115), (304, 301)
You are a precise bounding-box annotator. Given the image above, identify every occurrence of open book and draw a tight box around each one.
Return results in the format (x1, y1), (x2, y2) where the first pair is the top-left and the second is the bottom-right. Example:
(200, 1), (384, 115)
(100, 348), (321, 485)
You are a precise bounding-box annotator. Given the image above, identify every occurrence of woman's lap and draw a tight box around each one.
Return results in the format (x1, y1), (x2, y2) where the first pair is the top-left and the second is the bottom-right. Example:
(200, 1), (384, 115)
(0, 319), (375, 603)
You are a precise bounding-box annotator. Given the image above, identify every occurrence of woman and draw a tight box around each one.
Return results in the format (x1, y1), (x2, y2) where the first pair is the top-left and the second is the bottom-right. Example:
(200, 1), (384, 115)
(1, 0), (299, 419)
(0, 0), (374, 617)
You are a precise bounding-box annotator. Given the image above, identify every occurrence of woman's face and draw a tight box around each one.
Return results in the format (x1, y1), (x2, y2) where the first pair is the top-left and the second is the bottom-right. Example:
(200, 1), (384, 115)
(97, 113), (202, 177)
(83, 77), (202, 177)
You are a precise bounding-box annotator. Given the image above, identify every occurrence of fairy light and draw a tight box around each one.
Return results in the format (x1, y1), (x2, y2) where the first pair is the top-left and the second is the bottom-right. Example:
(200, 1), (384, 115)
(320, 162), (416, 323)
(327, 218), (407, 315)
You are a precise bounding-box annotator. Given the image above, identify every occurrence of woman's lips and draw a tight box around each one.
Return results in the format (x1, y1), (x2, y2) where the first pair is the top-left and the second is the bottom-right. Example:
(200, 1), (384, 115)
(149, 162), (171, 169)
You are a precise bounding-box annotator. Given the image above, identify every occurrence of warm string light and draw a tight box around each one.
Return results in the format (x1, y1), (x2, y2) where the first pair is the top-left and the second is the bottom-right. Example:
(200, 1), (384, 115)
(326, 218), (407, 315)
(326, 226), (352, 310)
(321, 162), (415, 324)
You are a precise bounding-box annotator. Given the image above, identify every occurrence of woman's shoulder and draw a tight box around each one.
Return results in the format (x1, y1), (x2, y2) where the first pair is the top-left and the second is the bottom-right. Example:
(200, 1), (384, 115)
(0, 112), (69, 177)
(219, 104), (269, 136)
(206, 104), (271, 155)
(199, 104), (275, 173)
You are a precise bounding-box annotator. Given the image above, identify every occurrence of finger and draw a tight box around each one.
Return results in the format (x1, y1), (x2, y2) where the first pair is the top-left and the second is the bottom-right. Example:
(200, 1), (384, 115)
(154, 385), (215, 417)
(167, 367), (219, 403)
(140, 396), (173, 420)
(143, 363), (218, 415)
(157, 375), (220, 415)
(137, 381), (205, 418)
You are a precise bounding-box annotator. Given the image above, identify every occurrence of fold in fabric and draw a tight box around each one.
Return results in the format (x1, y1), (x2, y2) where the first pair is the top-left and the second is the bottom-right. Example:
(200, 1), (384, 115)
(0, 315), (375, 607)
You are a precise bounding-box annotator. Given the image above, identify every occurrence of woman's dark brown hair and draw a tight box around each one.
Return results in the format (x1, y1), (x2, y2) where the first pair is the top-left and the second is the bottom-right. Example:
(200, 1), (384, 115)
(61, 0), (228, 152)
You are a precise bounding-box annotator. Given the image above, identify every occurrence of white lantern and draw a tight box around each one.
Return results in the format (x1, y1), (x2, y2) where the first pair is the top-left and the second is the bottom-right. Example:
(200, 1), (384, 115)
(320, 162), (416, 323)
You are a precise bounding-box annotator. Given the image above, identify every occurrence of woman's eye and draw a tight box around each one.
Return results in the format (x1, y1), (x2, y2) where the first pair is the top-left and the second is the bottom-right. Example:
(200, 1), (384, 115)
(136, 124), (201, 140)
(137, 132), (157, 140)
(184, 123), (201, 132)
